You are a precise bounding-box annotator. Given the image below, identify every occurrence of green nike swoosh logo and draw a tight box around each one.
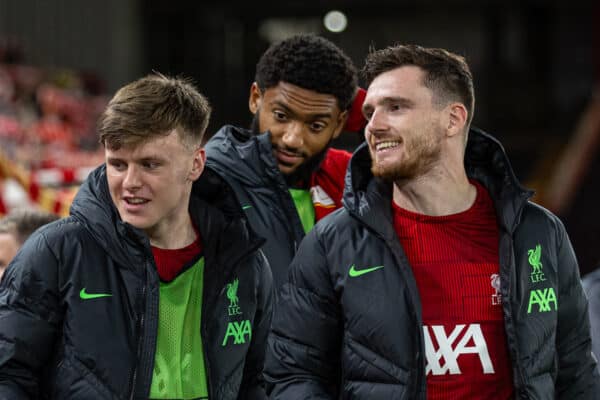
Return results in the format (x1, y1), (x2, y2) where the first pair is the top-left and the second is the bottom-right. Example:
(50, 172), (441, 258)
(79, 288), (112, 300)
(348, 264), (384, 277)
(242, 205), (252, 210)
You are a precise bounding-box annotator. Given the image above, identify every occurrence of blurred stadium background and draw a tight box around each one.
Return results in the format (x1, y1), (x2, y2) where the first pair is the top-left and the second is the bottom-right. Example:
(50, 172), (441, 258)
(0, 0), (598, 274)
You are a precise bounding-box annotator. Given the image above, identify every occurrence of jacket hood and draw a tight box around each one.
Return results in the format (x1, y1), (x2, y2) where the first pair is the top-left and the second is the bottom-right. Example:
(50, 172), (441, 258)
(190, 166), (265, 268)
(205, 124), (280, 188)
(70, 164), (263, 271)
(343, 127), (533, 232)
(70, 164), (146, 268)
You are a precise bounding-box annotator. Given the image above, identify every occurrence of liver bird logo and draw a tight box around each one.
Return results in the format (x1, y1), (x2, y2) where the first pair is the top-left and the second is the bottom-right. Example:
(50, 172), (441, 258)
(227, 278), (239, 308)
(528, 244), (543, 274)
(490, 274), (501, 293)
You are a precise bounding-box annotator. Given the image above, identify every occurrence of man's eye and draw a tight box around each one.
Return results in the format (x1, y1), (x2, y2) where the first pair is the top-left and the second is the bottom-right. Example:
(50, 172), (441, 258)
(143, 161), (160, 169)
(109, 161), (126, 171)
(310, 122), (326, 132)
(273, 111), (287, 121)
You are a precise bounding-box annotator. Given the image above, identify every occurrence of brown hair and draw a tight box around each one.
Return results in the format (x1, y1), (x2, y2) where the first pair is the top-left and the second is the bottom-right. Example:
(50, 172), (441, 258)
(362, 44), (475, 128)
(98, 73), (211, 150)
(0, 209), (59, 244)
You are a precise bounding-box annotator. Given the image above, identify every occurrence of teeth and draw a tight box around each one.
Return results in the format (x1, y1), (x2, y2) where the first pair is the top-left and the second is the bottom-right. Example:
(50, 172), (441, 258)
(127, 198), (146, 204)
(376, 141), (400, 151)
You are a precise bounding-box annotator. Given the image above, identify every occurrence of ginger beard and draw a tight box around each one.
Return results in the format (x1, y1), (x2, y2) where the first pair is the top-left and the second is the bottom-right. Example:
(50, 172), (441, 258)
(369, 121), (443, 182)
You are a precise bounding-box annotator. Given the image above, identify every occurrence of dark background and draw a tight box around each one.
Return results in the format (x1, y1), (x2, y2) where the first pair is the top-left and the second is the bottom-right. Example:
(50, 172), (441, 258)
(1, 0), (598, 274)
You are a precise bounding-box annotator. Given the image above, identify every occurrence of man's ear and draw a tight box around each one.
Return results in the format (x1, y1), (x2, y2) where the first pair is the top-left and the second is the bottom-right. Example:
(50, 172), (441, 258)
(249, 82), (262, 115)
(333, 110), (349, 139)
(447, 103), (468, 138)
(189, 148), (206, 182)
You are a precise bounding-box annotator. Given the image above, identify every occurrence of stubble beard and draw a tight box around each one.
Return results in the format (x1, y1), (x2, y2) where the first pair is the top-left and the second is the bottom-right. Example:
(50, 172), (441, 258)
(371, 128), (443, 182)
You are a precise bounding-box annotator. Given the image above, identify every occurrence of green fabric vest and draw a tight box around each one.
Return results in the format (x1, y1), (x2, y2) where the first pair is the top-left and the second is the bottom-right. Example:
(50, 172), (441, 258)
(289, 188), (315, 234)
(150, 257), (209, 400)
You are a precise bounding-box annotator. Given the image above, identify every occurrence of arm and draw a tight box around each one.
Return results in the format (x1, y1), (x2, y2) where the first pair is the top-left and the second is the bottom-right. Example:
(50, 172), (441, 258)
(0, 231), (61, 399)
(264, 229), (341, 399)
(237, 251), (273, 400)
(555, 220), (600, 399)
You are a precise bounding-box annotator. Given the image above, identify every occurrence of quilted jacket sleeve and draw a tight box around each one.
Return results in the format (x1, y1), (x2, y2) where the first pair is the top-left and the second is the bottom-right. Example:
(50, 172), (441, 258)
(238, 251), (273, 400)
(264, 228), (341, 399)
(0, 230), (61, 399)
(554, 219), (600, 399)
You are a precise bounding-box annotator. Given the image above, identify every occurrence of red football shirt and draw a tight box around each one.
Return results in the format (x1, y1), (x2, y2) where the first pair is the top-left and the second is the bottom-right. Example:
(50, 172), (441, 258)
(393, 180), (514, 400)
(152, 226), (203, 282)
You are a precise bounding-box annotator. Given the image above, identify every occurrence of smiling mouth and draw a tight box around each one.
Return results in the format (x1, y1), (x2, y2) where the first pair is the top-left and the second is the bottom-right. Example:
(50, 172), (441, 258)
(124, 197), (149, 205)
(375, 141), (401, 152)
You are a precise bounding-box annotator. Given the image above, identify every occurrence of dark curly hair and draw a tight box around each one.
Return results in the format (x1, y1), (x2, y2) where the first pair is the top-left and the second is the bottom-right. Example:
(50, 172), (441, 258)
(255, 35), (358, 110)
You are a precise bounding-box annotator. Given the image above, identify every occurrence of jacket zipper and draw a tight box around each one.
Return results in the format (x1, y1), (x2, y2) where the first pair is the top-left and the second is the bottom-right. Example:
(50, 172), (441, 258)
(202, 324), (213, 399)
(376, 228), (425, 398)
(500, 235), (528, 398)
(129, 272), (147, 400)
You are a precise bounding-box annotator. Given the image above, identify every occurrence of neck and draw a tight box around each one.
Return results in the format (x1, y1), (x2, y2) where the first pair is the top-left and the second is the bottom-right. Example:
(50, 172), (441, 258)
(147, 212), (196, 250)
(392, 164), (476, 216)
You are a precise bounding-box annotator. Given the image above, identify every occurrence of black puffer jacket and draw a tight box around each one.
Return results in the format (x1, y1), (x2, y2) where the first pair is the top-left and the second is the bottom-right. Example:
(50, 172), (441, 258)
(265, 128), (599, 399)
(0, 165), (272, 399)
(205, 125), (307, 288)
(205, 125), (350, 288)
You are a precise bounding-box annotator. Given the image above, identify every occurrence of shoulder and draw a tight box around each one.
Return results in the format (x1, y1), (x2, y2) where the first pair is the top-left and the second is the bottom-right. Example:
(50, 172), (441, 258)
(519, 201), (566, 236)
(205, 125), (255, 154)
(205, 126), (268, 179)
(309, 208), (357, 247)
(323, 148), (352, 170)
(516, 202), (573, 263)
(1, 218), (84, 288)
(34, 216), (90, 247)
(12, 216), (97, 272)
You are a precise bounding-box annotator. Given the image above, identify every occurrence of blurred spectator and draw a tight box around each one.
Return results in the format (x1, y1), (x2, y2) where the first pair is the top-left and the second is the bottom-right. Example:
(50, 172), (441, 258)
(0, 208), (59, 278)
(583, 266), (600, 361)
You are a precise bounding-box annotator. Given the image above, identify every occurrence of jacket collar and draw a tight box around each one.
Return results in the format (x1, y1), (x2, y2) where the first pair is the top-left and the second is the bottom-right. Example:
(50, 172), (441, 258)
(191, 167), (264, 270)
(464, 127), (533, 232)
(70, 164), (263, 274)
(343, 127), (534, 234)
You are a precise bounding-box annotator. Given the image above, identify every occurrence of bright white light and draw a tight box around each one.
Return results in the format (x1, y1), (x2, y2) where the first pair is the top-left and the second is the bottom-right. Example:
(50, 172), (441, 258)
(323, 10), (347, 33)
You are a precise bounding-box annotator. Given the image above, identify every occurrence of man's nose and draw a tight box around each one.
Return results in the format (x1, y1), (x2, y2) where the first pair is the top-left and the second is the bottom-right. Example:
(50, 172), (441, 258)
(366, 108), (388, 134)
(281, 122), (304, 149)
(123, 165), (142, 190)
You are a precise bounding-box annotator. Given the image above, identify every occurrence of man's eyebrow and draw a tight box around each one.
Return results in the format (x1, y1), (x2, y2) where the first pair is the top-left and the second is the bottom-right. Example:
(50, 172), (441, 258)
(271, 100), (334, 120)
(363, 96), (414, 113)
(106, 155), (166, 163)
(381, 96), (414, 107)
(139, 155), (165, 162)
